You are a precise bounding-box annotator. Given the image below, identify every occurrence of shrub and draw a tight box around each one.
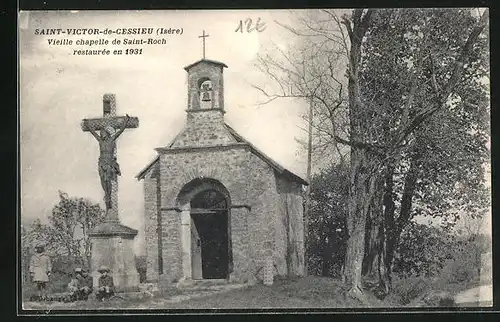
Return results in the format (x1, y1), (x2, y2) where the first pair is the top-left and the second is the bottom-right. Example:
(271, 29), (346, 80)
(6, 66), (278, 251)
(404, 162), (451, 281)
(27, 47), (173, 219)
(440, 239), (481, 284)
(420, 290), (455, 307)
(390, 276), (431, 305)
(393, 222), (454, 278)
(48, 271), (72, 293)
(306, 164), (349, 278)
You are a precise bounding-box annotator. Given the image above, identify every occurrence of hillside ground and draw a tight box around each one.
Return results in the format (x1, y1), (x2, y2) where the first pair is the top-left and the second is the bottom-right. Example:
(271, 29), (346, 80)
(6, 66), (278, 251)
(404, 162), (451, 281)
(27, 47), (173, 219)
(22, 275), (484, 310)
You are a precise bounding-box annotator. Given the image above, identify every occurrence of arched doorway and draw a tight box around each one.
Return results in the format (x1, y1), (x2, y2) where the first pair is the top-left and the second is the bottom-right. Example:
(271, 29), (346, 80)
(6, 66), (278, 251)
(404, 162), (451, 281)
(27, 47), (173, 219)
(190, 189), (229, 279)
(176, 178), (232, 280)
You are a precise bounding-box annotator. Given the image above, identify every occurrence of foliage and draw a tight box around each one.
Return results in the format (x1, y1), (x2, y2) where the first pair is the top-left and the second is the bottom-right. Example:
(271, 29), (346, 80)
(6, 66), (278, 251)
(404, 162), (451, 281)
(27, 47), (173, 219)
(393, 222), (454, 278)
(393, 221), (490, 283)
(22, 191), (106, 269)
(390, 276), (431, 305)
(255, 8), (489, 296)
(358, 7), (490, 284)
(307, 163), (349, 277)
(440, 234), (491, 284)
(21, 191), (105, 299)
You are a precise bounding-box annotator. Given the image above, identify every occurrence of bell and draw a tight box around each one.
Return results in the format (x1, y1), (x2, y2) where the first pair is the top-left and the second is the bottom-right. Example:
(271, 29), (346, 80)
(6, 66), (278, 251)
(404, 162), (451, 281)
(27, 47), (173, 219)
(201, 91), (211, 102)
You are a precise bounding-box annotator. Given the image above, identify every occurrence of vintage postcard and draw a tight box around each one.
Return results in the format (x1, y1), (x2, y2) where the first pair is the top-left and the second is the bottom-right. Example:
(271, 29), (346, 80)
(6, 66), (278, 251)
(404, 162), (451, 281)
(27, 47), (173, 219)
(18, 9), (492, 312)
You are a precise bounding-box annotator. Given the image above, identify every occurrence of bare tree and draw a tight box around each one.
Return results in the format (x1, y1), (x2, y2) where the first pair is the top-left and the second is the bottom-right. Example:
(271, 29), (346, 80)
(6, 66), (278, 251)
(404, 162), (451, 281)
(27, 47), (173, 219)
(252, 10), (349, 276)
(254, 8), (489, 302)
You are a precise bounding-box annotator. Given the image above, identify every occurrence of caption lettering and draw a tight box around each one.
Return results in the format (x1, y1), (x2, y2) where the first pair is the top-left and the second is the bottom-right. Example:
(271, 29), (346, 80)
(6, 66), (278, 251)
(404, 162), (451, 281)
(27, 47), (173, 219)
(34, 27), (183, 56)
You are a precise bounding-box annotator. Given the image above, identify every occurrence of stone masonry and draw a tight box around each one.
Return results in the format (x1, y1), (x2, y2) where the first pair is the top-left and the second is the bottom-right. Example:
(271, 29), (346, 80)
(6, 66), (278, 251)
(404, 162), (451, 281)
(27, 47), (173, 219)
(137, 59), (307, 286)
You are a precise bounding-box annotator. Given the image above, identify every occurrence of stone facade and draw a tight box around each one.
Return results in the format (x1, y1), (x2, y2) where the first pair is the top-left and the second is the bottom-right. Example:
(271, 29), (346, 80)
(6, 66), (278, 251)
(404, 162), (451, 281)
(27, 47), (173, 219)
(138, 59), (306, 285)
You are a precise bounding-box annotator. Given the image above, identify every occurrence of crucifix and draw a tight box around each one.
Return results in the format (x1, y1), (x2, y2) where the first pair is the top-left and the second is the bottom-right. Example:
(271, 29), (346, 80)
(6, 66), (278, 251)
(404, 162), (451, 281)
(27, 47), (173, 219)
(198, 30), (209, 59)
(81, 94), (139, 221)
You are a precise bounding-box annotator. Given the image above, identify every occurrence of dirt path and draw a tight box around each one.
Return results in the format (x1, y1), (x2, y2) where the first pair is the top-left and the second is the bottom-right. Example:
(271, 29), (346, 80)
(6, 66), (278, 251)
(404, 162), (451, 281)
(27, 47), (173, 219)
(22, 284), (249, 310)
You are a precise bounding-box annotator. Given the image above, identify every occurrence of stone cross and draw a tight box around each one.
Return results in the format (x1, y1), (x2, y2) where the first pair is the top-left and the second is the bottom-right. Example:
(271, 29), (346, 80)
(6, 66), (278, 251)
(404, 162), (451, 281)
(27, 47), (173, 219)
(81, 94), (139, 221)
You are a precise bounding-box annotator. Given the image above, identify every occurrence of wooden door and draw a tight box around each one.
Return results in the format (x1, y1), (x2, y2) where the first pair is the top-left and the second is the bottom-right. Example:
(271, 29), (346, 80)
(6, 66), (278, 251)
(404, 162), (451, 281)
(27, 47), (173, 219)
(191, 216), (202, 279)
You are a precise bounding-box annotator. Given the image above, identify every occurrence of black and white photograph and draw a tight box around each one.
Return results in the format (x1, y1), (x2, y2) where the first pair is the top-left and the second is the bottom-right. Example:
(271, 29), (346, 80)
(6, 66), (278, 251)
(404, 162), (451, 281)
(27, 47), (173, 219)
(18, 8), (491, 311)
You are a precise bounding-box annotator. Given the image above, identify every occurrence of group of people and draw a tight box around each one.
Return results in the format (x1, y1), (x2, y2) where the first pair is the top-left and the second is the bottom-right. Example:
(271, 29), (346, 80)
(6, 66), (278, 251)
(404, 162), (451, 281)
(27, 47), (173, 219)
(67, 265), (115, 301)
(28, 243), (116, 302)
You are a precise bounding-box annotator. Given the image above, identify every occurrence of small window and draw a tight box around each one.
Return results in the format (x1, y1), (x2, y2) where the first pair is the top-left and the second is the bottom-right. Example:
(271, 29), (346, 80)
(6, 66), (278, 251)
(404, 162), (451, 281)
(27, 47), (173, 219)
(199, 79), (213, 109)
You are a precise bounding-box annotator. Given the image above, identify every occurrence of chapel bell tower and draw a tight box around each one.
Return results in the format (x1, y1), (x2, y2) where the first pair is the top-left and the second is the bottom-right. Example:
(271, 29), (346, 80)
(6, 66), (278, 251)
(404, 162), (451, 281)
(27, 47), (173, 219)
(167, 31), (233, 148)
(184, 59), (228, 112)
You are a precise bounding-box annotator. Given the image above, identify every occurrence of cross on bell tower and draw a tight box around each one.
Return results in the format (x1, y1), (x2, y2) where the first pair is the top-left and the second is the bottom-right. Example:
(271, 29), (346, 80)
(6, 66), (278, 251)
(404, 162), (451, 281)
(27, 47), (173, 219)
(183, 31), (227, 112)
(198, 30), (209, 59)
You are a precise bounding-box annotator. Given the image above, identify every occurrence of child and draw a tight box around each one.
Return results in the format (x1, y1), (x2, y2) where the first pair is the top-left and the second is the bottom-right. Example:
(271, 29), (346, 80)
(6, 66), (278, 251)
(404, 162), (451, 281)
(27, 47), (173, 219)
(96, 266), (115, 301)
(76, 268), (93, 300)
(29, 243), (52, 301)
(67, 269), (81, 302)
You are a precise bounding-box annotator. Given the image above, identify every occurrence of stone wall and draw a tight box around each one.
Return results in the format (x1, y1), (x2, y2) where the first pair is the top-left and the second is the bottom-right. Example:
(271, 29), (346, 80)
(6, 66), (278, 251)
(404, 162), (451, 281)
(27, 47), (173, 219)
(273, 176), (288, 276)
(159, 147), (249, 282)
(142, 143), (306, 283)
(186, 61), (225, 111)
(287, 180), (305, 276)
(230, 206), (251, 282)
(142, 92), (304, 283)
(157, 145), (285, 283)
(143, 168), (160, 282)
(276, 175), (305, 277)
(244, 152), (280, 279)
(160, 208), (182, 282)
(170, 110), (235, 148)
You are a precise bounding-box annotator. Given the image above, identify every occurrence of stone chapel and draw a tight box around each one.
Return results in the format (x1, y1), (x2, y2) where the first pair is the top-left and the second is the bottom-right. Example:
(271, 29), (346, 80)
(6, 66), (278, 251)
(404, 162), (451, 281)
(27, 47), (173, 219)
(137, 58), (306, 284)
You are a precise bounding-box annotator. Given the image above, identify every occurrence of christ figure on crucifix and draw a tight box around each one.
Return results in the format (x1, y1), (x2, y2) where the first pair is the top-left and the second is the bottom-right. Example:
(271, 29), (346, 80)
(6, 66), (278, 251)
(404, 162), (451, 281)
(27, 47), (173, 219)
(85, 114), (131, 210)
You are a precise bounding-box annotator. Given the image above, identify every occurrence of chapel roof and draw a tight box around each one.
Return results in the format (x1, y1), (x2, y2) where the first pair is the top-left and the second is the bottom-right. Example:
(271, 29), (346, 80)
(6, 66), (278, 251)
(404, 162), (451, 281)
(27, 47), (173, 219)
(183, 59), (228, 71)
(136, 123), (308, 186)
(223, 123), (308, 186)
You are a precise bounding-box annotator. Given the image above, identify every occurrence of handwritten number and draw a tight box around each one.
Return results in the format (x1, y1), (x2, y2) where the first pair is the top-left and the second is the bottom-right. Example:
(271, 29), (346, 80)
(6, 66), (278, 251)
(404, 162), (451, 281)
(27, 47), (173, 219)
(255, 18), (267, 32)
(235, 17), (267, 33)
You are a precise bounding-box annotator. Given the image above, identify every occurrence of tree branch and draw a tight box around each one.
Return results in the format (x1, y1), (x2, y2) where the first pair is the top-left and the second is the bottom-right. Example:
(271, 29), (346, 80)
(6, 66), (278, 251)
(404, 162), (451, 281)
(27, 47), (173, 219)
(442, 9), (489, 100)
(334, 135), (385, 156)
(389, 10), (488, 155)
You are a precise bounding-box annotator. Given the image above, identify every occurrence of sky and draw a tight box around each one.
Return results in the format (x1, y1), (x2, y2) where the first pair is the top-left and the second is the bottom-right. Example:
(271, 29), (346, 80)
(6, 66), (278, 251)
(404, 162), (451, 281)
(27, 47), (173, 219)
(19, 10), (313, 254)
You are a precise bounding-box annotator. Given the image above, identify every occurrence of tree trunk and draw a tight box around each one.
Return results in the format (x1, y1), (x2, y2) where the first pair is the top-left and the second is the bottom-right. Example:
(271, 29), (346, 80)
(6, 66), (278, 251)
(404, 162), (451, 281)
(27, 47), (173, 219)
(304, 97), (314, 276)
(322, 239), (333, 277)
(360, 161), (401, 299)
(344, 147), (377, 303)
(342, 9), (374, 304)
(362, 177), (384, 278)
(362, 214), (377, 277)
(392, 152), (420, 252)
(361, 175), (392, 300)
(370, 153), (419, 297)
(380, 165), (396, 292)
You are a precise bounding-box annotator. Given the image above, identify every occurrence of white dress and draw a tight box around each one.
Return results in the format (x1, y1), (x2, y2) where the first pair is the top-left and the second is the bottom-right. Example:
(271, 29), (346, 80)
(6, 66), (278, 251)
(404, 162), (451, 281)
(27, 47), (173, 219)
(29, 253), (52, 282)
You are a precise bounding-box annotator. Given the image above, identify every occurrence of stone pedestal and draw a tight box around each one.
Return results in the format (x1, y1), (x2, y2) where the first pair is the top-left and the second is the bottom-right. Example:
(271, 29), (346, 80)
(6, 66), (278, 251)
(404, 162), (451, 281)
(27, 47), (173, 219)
(89, 220), (140, 292)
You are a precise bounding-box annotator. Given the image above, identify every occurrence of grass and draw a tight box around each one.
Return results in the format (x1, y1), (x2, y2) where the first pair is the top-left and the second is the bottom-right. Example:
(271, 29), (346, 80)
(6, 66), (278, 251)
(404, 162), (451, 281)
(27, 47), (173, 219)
(22, 276), (389, 310)
(22, 275), (481, 310)
(166, 276), (393, 309)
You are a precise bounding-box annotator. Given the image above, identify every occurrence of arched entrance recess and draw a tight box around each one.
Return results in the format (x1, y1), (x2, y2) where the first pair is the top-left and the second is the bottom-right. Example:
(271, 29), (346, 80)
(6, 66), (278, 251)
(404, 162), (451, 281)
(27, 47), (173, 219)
(176, 178), (232, 280)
